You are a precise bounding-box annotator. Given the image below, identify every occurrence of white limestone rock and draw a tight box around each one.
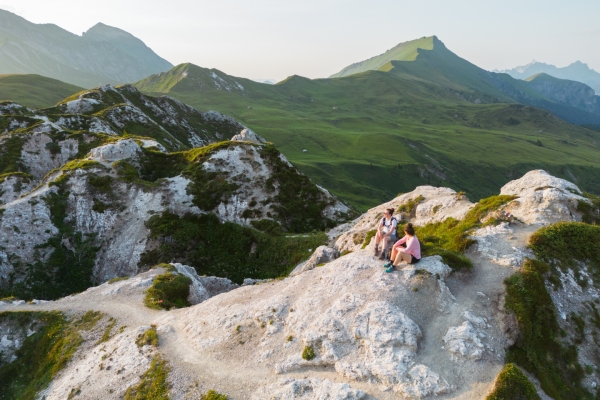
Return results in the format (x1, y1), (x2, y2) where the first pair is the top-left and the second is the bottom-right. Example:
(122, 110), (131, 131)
(252, 378), (367, 399)
(88, 138), (141, 163)
(172, 263), (238, 305)
(443, 321), (484, 360)
(402, 255), (453, 279)
(20, 132), (79, 179)
(334, 186), (474, 253)
(290, 246), (339, 276)
(500, 169), (588, 225)
(231, 128), (266, 144)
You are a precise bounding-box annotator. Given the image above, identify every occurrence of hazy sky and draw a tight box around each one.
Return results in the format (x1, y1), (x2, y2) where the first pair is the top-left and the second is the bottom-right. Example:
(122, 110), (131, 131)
(2, 0), (599, 82)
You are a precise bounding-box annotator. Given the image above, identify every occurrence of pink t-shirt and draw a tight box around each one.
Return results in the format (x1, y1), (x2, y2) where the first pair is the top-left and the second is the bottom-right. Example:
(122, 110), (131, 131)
(394, 235), (421, 260)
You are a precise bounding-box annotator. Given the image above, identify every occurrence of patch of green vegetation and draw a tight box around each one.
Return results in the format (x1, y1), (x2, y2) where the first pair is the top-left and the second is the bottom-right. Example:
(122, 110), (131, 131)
(361, 229), (377, 249)
(397, 195), (425, 216)
(250, 219), (283, 235)
(302, 346), (315, 361)
(529, 222), (600, 280)
(61, 159), (103, 171)
(88, 175), (113, 193)
(136, 326), (159, 348)
(200, 390), (228, 400)
(75, 311), (103, 331)
(259, 144), (342, 232)
(0, 311), (86, 400)
(144, 272), (192, 310)
(416, 195), (517, 270)
(45, 141), (61, 155)
(96, 317), (116, 345)
(504, 259), (591, 399)
(140, 212), (327, 284)
(577, 193), (600, 225)
(107, 276), (129, 284)
(0, 134), (27, 174)
(0, 181), (100, 300)
(486, 363), (541, 400)
(185, 165), (239, 212)
(0, 74), (82, 109)
(123, 355), (170, 400)
(0, 172), (32, 186)
(136, 60), (600, 210)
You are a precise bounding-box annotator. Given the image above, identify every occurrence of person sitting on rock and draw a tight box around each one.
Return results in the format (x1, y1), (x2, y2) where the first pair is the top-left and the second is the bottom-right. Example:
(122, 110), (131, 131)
(373, 208), (398, 260)
(384, 223), (421, 273)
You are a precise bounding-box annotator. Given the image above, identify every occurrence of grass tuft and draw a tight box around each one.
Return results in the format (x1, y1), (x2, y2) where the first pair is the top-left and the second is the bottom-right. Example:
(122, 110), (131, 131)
(144, 272), (192, 310)
(486, 363), (541, 400)
(123, 355), (170, 400)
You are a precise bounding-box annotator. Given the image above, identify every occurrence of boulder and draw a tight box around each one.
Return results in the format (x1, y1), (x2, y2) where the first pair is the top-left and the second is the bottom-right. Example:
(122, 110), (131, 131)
(171, 263), (239, 305)
(230, 128), (266, 144)
(88, 138), (141, 163)
(443, 321), (484, 360)
(290, 246), (339, 276)
(500, 169), (588, 225)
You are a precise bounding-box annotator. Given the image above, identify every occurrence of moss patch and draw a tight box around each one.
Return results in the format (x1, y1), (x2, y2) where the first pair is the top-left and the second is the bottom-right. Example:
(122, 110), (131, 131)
(361, 229), (377, 249)
(302, 346), (316, 360)
(144, 272), (191, 310)
(123, 355), (170, 400)
(486, 363), (541, 400)
(577, 193), (600, 225)
(200, 390), (228, 400)
(136, 326), (159, 347)
(0, 311), (90, 400)
(140, 212), (327, 284)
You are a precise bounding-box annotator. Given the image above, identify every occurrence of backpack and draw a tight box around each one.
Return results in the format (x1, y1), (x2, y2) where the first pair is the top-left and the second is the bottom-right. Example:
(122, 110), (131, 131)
(382, 217), (397, 234)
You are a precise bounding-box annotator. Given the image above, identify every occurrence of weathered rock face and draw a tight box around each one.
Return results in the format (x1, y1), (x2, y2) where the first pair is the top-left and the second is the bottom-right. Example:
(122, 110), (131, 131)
(174, 252), (456, 398)
(252, 378), (367, 399)
(500, 169), (587, 224)
(290, 245), (339, 276)
(333, 186), (473, 253)
(231, 128), (266, 144)
(172, 263), (239, 305)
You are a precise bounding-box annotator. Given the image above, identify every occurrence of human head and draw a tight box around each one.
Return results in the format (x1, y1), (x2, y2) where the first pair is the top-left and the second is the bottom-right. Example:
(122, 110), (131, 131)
(404, 223), (415, 236)
(384, 208), (394, 218)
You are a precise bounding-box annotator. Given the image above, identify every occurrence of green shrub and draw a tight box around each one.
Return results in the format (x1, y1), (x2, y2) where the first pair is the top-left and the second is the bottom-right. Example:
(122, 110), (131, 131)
(577, 193), (600, 225)
(124, 355), (170, 400)
(486, 363), (540, 400)
(144, 273), (191, 310)
(185, 166), (239, 211)
(361, 229), (377, 249)
(136, 326), (159, 348)
(302, 346), (315, 360)
(250, 219), (283, 235)
(96, 318), (116, 345)
(504, 259), (590, 399)
(200, 390), (228, 400)
(397, 195), (425, 216)
(140, 212), (326, 284)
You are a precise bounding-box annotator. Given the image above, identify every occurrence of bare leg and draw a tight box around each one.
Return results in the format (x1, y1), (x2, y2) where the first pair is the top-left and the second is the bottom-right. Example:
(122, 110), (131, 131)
(393, 251), (413, 267)
(390, 246), (399, 261)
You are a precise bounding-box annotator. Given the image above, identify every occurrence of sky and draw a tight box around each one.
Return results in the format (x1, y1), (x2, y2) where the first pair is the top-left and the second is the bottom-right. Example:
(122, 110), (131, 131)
(1, 0), (599, 82)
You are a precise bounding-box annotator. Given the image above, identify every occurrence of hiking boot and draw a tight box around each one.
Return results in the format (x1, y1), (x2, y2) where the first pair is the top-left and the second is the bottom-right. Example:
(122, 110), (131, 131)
(383, 262), (392, 269)
(378, 251), (386, 260)
(385, 266), (395, 273)
(373, 245), (380, 257)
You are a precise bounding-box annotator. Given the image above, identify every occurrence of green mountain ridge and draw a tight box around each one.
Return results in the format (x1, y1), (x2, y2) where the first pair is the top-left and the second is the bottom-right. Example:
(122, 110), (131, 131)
(0, 74), (83, 109)
(134, 55), (600, 209)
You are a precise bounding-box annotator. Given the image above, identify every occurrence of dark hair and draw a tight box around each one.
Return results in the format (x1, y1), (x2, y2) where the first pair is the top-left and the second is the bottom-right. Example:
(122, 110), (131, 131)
(385, 208), (394, 216)
(404, 223), (415, 236)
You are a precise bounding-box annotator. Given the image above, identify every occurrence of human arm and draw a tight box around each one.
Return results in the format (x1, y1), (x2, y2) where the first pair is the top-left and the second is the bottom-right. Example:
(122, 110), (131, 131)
(393, 235), (408, 248)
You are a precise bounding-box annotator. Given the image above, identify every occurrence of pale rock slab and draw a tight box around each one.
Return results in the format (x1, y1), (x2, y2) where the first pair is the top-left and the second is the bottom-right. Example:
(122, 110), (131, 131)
(231, 127), (267, 144)
(443, 321), (484, 360)
(290, 246), (339, 276)
(88, 138), (141, 163)
(252, 378), (367, 400)
(171, 263), (238, 305)
(500, 169), (588, 225)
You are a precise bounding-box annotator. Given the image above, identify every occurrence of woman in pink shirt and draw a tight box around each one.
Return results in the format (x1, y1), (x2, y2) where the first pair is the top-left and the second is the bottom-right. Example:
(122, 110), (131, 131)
(384, 223), (421, 273)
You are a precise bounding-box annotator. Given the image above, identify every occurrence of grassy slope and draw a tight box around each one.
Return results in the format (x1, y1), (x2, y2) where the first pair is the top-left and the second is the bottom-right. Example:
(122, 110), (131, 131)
(0, 74), (82, 109)
(329, 36), (434, 78)
(136, 61), (600, 210)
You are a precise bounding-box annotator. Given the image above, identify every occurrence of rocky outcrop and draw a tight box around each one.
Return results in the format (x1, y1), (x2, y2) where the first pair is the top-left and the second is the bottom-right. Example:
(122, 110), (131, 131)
(290, 245), (339, 276)
(333, 186), (473, 253)
(500, 169), (588, 224)
(252, 378), (367, 399)
(172, 263), (239, 305)
(230, 128), (266, 144)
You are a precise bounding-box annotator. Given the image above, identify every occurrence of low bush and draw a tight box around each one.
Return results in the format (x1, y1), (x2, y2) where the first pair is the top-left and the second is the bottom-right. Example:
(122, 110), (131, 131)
(302, 346), (315, 361)
(361, 229), (377, 249)
(486, 363), (540, 400)
(577, 193), (600, 225)
(136, 326), (159, 348)
(124, 355), (170, 400)
(140, 212), (327, 284)
(144, 273), (191, 310)
(200, 390), (228, 400)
